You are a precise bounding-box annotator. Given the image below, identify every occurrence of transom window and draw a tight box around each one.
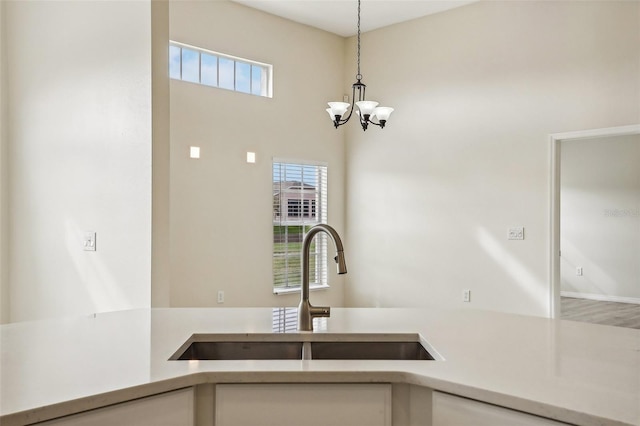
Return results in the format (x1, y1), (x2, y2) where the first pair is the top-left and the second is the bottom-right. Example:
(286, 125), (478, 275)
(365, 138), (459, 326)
(169, 41), (272, 98)
(272, 161), (328, 293)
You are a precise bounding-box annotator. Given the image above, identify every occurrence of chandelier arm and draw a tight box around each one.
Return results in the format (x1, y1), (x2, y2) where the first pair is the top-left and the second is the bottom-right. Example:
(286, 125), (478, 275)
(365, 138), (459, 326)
(339, 106), (356, 125)
(333, 84), (359, 127)
(334, 115), (350, 128)
(333, 105), (353, 129)
(365, 117), (388, 129)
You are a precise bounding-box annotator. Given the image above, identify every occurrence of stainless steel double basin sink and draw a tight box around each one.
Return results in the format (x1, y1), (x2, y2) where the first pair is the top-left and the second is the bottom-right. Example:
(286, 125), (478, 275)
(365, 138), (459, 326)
(170, 333), (440, 361)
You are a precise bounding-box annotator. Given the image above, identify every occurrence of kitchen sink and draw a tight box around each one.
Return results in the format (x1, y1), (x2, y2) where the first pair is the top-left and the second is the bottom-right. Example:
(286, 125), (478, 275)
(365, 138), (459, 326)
(310, 341), (433, 360)
(169, 333), (440, 361)
(173, 340), (303, 360)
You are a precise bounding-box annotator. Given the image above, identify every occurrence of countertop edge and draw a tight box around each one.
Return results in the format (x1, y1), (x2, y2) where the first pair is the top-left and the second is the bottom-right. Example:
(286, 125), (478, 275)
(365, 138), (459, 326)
(2, 370), (632, 426)
(401, 373), (633, 426)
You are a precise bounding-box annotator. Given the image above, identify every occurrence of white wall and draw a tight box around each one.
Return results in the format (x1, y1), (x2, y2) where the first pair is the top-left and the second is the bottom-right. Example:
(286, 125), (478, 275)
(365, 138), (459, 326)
(5, 1), (153, 322)
(0, 0), (9, 323)
(560, 134), (640, 302)
(168, 1), (346, 308)
(344, 1), (640, 316)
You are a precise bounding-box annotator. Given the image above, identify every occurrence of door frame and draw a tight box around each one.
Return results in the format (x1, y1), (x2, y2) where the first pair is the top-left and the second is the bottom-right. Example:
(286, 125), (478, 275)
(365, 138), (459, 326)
(549, 124), (640, 318)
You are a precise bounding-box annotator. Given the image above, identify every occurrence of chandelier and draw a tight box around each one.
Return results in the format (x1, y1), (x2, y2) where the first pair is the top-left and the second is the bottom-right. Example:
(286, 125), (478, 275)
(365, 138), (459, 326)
(326, 0), (394, 131)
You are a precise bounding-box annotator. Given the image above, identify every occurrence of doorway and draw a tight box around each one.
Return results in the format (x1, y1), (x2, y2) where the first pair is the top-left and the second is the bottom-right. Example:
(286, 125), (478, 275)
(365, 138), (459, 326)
(550, 125), (640, 325)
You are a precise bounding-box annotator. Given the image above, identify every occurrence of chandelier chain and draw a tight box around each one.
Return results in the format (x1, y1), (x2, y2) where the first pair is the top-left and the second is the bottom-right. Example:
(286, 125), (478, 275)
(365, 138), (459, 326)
(356, 0), (361, 79)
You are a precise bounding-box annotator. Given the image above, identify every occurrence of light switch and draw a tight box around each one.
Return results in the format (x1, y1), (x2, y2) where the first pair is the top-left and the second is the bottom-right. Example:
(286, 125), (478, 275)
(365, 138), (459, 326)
(83, 232), (96, 251)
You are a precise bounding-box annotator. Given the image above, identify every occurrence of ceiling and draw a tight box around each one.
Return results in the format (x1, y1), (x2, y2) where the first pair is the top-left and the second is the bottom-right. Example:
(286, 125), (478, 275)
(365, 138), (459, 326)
(230, 0), (477, 37)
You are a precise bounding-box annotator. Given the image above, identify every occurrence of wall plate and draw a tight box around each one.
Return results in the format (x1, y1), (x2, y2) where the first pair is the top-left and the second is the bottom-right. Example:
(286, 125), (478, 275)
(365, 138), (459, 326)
(508, 227), (524, 240)
(83, 231), (96, 251)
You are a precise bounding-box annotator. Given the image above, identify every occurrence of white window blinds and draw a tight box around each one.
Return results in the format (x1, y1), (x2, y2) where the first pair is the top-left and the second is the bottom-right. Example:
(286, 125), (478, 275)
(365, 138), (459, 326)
(272, 161), (328, 292)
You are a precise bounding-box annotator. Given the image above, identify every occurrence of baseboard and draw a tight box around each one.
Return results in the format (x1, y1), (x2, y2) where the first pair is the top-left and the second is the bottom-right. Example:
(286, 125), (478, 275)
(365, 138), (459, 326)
(561, 291), (640, 305)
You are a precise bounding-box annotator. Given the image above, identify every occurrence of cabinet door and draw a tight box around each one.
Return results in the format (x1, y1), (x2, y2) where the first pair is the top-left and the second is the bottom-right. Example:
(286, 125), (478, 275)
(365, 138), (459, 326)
(37, 388), (194, 426)
(216, 383), (392, 426)
(432, 391), (570, 426)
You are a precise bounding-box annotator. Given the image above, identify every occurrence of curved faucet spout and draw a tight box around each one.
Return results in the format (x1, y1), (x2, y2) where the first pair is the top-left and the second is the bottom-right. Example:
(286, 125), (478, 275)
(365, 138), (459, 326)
(298, 224), (347, 332)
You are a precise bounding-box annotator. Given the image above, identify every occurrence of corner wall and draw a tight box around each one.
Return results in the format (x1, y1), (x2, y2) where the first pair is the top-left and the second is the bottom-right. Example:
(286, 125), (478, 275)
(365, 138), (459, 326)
(151, 1), (171, 308)
(6, 1), (153, 322)
(0, 0), (9, 324)
(168, 1), (346, 308)
(344, 1), (640, 316)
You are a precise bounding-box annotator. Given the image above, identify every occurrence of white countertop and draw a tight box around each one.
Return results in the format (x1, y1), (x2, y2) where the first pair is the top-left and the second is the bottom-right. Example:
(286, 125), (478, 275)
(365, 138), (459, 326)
(1, 307), (639, 425)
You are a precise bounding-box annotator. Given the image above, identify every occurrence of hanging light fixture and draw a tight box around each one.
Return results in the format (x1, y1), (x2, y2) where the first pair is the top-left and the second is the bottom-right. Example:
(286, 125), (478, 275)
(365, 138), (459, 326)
(326, 0), (394, 131)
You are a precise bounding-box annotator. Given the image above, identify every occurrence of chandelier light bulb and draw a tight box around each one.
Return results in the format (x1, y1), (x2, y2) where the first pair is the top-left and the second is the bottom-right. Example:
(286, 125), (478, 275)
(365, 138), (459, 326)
(355, 101), (378, 117)
(327, 102), (350, 118)
(372, 107), (394, 121)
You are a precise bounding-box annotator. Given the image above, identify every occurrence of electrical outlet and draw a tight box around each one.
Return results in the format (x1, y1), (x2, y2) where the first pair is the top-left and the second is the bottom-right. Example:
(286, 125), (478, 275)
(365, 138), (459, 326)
(217, 290), (225, 304)
(576, 267), (583, 276)
(463, 289), (471, 303)
(508, 227), (524, 240)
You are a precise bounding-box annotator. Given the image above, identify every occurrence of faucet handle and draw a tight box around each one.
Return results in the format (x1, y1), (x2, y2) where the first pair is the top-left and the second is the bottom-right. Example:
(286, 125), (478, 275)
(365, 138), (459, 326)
(310, 305), (331, 318)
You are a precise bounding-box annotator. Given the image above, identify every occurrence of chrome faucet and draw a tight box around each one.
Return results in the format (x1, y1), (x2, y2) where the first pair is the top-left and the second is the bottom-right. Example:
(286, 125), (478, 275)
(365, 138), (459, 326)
(298, 224), (347, 332)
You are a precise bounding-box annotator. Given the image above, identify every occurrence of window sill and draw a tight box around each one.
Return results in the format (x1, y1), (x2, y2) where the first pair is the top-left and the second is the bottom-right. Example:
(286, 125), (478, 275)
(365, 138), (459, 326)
(273, 284), (330, 295)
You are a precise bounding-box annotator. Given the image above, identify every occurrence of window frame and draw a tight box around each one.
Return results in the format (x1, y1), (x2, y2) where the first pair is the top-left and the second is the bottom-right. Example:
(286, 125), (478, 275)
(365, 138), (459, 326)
(169, 41), (273, 98)
(272, 159), (329, 295)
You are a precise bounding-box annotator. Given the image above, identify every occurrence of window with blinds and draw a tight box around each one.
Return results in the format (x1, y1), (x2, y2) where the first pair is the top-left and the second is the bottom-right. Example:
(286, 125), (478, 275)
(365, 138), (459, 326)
(272, 160), (328, 293)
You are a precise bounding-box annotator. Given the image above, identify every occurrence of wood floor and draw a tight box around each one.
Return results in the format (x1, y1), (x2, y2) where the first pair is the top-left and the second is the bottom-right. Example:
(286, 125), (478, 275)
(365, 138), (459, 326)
(561, 297), (640, 329)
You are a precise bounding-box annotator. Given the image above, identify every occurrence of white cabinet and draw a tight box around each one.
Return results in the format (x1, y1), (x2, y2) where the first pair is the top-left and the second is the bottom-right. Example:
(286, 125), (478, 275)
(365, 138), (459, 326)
(432, 391), (571, 426)
(36, 388), (194, 426)
(215, 383), (392, 426)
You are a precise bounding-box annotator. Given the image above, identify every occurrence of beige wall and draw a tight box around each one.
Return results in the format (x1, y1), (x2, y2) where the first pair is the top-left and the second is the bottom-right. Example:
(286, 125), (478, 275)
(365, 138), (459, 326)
(4, 0), (638, 321)
(0, 0), (8, 323)
(5, 1), (153, 322)
(344, 1), (640, 316)
(168, 1), (346, 308)
(560, 134), (640, 302)
(151, 1), (171, 309)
